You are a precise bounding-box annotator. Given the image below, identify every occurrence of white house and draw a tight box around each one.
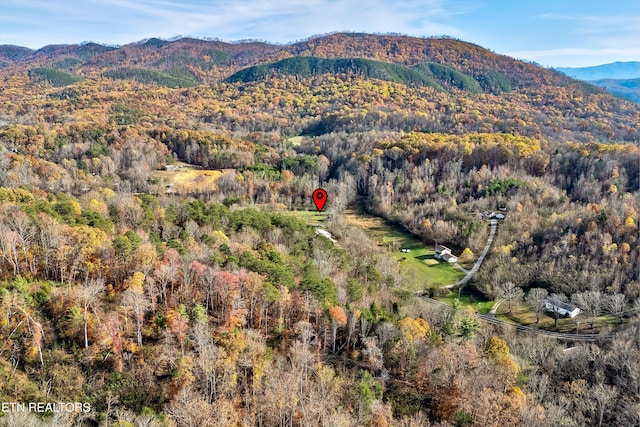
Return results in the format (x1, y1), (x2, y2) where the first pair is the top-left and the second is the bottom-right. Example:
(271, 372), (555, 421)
(435, 244), (458, 263)
(545, 298), (580, 318)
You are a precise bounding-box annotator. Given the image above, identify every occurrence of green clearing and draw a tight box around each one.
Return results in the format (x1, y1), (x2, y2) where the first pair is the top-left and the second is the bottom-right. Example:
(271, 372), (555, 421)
(285, 209), (464, 288)
(286, 209), (328, 225)
(437, 291), (495, 314)
(343, 211), (464, 287)
(382, 231), (465, 287)
(497, 302), (618, 333)
(288, 136), (304, 146)
(497, 302), (543, 325)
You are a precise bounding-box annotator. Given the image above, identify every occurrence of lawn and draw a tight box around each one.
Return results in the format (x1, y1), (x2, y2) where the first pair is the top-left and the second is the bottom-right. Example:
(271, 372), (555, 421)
(285, 209), (328, 225)
(343, 211), (464, 287)
(437, 291), (495, 314)
(382, 233), (465, 287)
(496, 302), (618, 333)
(282, 209), (464, 288)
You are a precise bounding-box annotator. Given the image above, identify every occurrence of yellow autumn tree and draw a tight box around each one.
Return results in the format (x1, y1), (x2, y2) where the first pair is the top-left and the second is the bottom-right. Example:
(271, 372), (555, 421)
(397, 317), (431, 372)
(485, 336), (520, 390)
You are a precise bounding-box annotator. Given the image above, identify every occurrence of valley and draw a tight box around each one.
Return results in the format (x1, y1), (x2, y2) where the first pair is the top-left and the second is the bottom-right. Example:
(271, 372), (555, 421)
(0, 31), (638, 427)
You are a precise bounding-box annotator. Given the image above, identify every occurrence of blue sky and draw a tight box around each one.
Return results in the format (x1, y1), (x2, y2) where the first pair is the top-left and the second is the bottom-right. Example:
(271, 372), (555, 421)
(1, 0), (638, 67)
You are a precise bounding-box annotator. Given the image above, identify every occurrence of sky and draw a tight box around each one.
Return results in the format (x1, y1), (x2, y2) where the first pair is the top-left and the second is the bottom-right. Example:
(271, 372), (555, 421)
(1, 0), (639, 67)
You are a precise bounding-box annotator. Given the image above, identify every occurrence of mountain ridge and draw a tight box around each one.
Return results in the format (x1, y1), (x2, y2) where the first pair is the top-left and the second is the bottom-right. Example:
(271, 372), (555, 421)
(591, 78), (640, 104)
(556, 61), (640, 80)
(0, 33), (595, 92)
(0, 32), (636, 143)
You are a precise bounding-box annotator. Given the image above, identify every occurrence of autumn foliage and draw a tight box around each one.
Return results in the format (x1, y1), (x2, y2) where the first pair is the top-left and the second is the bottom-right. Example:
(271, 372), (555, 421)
(0, 32), (638, 427)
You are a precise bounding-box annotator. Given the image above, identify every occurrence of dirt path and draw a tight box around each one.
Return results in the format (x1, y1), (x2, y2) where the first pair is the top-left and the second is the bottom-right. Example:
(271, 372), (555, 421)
(489, 299), (504, 315)
(444, 219), (497, 289)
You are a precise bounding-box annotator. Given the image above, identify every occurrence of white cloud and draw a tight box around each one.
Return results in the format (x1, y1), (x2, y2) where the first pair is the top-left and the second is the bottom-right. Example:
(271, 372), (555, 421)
(0, 0), (468, 48)
(525, 10), (640, 66)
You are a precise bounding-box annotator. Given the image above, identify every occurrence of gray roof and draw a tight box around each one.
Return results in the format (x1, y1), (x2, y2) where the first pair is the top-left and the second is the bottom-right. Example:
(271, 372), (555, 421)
(441, 253), (457, 261)
(545, 298), (579, 312)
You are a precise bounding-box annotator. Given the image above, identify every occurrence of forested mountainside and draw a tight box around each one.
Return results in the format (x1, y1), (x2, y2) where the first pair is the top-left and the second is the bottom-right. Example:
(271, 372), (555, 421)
(554, 62), (640, 104)
(0, 33), (639, 427)
(589, 78), (640, 104)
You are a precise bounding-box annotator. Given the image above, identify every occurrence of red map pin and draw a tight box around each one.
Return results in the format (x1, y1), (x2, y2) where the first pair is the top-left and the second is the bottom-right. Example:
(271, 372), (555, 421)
(312, 188), (328, 212)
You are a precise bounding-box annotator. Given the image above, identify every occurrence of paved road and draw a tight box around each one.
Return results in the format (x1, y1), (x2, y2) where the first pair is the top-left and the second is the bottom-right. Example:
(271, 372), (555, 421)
(445, 219), (497, 289)
(415, 296), (613, 342)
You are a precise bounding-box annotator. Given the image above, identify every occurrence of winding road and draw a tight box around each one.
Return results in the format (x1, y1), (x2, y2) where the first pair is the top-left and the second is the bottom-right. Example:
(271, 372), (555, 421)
(415, 219), (614, 341)
(415, 296), (613, 342)
(445, 219), (497, 289)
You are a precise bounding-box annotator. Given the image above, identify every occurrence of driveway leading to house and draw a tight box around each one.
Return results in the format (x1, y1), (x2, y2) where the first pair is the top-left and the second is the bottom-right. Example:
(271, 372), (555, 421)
(444, 219), (497, 289)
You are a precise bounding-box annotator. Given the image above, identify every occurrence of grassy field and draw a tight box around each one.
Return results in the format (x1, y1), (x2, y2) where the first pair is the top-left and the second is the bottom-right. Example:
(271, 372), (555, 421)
(287, 136), (304, 146)
(286, 209), (328, 225)
(437, 291), (495, 314)
(151, 162), (227, 194)
(496, 301), (617, 333)
(283, 208), (464, 287)
(383, 232), (465, 287)
(342, 213), (464, 286)
(329, 210), (465, 287)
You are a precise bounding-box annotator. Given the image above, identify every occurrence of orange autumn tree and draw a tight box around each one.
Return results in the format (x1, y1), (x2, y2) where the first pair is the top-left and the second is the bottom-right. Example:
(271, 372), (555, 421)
(167, 306), (190, 357)
(329, 305), (347, 353)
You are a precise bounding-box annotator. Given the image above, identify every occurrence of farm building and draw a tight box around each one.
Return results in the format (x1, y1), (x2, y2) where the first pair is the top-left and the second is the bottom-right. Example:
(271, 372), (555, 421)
(545, 298), (581, 318)
(435, 245), (458, 263)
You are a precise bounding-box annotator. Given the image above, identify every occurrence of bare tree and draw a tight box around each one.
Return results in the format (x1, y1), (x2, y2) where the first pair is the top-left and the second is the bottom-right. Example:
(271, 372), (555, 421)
(123, 288), (150, 346)
(572, 290), (603, 330)
(313, 246), (340, 278)
(605, 293), (627, 324)
(525, 288), (548, 323)
(497, 282), (524, 315)
(36, 213), (63, 280)
(0, 224), (21, 275)
(591, 383), (617, 427)
(80, 279), (104, 348)
(7, 208), (36, 275)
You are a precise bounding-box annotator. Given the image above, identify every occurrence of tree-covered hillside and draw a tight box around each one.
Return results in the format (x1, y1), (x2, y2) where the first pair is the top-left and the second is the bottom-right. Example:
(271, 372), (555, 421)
(0, 33), (639, 427)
